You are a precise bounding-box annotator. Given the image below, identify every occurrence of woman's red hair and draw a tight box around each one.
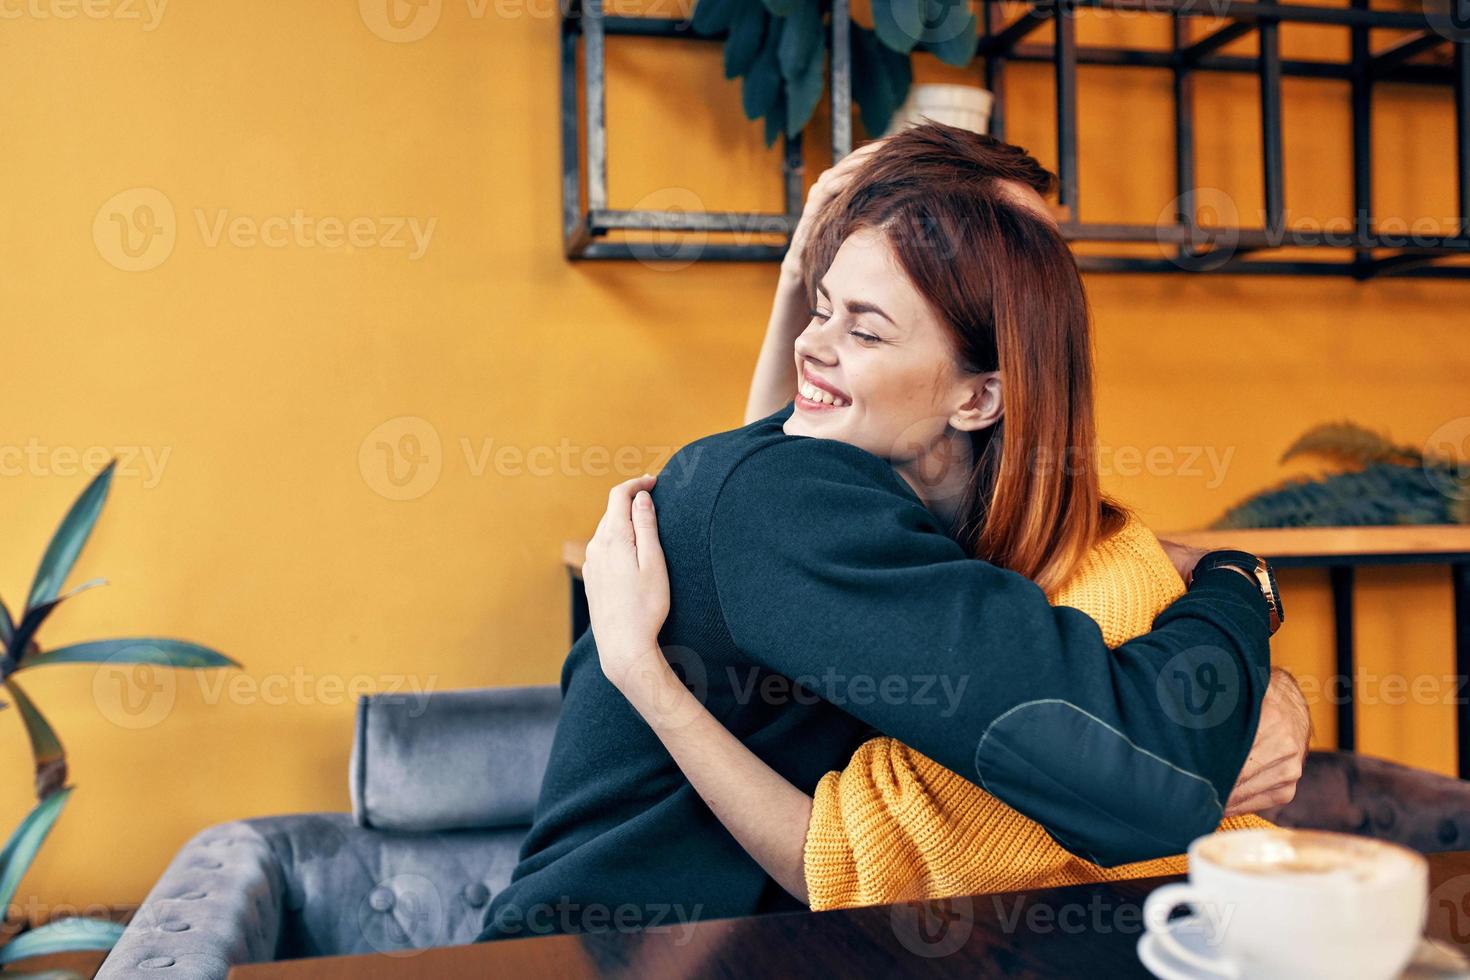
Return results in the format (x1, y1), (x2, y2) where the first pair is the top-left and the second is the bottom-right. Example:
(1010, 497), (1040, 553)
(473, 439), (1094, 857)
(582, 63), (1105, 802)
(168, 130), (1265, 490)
(803, 122), (1124, 593)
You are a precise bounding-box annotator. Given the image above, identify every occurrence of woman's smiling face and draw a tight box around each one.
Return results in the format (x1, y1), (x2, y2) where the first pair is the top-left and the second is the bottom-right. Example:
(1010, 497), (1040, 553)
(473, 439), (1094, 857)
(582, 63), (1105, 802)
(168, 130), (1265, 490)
(782, 226), (975, 468)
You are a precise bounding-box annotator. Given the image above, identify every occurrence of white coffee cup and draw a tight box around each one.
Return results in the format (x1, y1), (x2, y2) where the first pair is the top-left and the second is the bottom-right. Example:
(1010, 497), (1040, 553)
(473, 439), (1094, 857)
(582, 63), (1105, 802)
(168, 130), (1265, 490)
(1142, 828), (1428, 980)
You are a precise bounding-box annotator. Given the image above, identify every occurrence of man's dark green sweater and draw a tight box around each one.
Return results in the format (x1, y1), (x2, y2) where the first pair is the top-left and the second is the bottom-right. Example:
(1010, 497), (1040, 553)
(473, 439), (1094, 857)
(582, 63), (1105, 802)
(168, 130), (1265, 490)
(478, 405), (1271, 941)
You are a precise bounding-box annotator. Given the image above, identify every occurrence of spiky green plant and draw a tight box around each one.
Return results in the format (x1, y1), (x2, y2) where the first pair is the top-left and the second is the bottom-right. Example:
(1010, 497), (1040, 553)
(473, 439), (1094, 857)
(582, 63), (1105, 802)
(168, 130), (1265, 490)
(1213, 421), (1470, 529)
(693, 0), (980, 146)
(0, 462), (238, 968)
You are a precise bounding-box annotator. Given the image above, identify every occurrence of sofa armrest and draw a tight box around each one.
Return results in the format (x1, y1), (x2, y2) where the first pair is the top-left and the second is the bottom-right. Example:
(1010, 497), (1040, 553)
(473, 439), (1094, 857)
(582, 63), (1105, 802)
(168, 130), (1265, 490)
(350, 683), (560, 833)
(96, 820), (285, 980)
(97, 813), (530, 980)
(1269, 749), (1470, 852)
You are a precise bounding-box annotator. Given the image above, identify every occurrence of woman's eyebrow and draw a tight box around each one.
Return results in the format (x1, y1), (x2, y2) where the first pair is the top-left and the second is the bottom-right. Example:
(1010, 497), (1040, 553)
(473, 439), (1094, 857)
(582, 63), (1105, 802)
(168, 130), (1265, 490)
(817, 279), (897, 326)
(847, 299), (896, 326)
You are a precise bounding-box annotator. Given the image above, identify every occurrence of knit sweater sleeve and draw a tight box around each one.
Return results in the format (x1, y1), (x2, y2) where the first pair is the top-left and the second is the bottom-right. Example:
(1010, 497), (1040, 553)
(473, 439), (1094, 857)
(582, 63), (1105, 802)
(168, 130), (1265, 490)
(710, 438), (1272, 867)
(802, 517), (1274, 908)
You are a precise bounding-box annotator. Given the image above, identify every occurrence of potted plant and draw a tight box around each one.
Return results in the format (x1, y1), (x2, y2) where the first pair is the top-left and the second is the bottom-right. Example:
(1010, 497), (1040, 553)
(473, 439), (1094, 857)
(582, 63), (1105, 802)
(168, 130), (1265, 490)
(0, 462), (238, 972)
(692, 0), (988, 145)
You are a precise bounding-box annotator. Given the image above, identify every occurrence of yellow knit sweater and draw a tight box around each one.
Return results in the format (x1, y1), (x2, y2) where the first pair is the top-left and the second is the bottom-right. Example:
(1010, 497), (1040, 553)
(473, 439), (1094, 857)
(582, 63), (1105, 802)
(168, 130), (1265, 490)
(803, 514), (1271, 910)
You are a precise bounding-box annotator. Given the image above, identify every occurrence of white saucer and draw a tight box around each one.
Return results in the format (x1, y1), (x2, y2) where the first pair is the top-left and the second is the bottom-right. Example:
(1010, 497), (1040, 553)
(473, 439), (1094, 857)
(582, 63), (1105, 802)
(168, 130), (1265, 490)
(1137, 916), (1470, 980)
(1136, 913), (1223, 980)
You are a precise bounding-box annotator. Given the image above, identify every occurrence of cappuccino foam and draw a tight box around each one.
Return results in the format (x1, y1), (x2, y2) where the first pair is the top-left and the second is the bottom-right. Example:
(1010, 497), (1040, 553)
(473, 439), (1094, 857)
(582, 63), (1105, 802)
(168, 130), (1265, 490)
(1197, 829), (1419, 885)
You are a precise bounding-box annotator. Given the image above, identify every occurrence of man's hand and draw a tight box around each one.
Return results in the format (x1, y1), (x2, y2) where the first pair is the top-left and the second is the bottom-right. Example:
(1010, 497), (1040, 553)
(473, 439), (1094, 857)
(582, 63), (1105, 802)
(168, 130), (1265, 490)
(1224, 667), (1311, 816)
(1156, 537), (1209, 586)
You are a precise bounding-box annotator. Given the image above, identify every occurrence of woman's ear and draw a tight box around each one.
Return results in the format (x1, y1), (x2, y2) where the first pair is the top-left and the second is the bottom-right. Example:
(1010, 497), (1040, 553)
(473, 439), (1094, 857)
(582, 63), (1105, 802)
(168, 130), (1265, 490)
(950, 372), (1003, 433)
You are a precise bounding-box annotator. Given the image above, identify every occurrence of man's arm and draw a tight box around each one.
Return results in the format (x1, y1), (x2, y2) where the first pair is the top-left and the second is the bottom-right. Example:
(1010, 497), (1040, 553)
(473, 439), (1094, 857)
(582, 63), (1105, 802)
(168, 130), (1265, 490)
(709, 439), (1273, 866)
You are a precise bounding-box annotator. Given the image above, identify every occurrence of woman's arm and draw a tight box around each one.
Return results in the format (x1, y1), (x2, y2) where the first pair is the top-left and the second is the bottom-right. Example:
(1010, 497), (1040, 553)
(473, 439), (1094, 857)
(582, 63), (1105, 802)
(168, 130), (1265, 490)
(583, 476), (813, 902)
(744, 142), (886, 424)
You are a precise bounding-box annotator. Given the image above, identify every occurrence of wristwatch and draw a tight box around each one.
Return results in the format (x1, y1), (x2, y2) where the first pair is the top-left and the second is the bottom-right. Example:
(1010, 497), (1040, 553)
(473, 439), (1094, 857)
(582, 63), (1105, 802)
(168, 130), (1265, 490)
(1192, 550), (1285, 636)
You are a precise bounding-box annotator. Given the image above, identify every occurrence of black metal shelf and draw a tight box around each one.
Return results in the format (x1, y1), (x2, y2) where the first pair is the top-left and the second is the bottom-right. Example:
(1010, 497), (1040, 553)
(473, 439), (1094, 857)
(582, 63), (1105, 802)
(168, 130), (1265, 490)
(560, 0), (1470, 279)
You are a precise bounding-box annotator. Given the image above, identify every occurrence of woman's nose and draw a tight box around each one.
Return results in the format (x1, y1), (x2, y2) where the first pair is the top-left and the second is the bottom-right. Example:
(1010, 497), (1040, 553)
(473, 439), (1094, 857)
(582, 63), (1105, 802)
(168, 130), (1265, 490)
(794, 320), (838, 364)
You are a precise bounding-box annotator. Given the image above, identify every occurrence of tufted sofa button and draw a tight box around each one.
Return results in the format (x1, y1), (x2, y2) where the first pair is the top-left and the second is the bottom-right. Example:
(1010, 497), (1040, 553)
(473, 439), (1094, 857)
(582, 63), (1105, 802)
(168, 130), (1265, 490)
(139, 956), (176, 969)
(1440, 819), (1460, 846)
(160, 921), (191, 933)
(191, 859), (223, 870)
(463, 882), (490, 908)
(368, 886), (395, 912)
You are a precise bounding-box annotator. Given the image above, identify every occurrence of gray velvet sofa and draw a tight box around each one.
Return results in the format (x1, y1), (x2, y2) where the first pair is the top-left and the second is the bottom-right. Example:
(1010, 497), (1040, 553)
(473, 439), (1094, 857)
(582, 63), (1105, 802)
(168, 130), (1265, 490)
(95, 683), (1470, 978)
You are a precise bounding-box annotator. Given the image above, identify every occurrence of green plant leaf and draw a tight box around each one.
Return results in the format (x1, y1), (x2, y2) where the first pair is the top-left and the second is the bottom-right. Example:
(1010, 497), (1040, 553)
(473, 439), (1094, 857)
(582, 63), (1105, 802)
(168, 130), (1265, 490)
(872, 0), (924, 53)
(1280, 421), (1422, 468)
(0, 917), (124, 964)
(691, 0), (739, 36)
(9, 580), (108, 671)
(4, 680), (66, 801)
(723, 2), (767, 78)
(761, 0), (799, 15)
(742, 16), (784, 120)
(0, 598), (14, 652)
(0, 788), (72, 917)
(764, 90), (788, 147)
(785, 41), (826, 137)
(25, 462), (115, 614)
(921, 2), (978, 66)
(853, 26), (912, 136)
(778, 0), (822, 80)
(20, 638), (238, 671)
(851, 27), (893, 137)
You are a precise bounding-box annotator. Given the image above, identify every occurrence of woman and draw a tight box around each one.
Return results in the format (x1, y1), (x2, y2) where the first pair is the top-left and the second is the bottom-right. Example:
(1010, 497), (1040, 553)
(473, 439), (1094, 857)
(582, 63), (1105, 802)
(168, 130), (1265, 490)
(481, 124), (1283, 941)
(581, 124), (1283, 911)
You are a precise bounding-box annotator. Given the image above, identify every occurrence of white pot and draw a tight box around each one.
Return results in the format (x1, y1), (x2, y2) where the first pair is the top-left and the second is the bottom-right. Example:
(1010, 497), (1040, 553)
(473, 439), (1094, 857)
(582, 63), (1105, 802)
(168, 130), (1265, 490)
(883, 83), (995, 138)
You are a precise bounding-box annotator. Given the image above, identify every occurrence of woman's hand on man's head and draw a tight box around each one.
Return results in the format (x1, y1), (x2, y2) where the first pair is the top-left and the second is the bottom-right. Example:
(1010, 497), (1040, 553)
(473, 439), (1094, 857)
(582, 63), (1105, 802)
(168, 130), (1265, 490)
(781, 139), (890, 286)
(584, 475), (672, 698)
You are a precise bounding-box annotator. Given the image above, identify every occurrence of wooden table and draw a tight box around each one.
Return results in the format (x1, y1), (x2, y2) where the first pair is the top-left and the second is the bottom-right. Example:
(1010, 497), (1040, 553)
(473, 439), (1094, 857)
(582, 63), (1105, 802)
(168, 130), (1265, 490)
(230, 850), (1470, 978)
(567, 526), (1470, 773)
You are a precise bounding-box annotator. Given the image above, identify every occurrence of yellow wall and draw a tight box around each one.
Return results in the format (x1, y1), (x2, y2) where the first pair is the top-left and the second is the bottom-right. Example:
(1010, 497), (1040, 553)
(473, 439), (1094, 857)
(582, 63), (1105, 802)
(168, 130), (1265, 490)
(2, 1), (1468, 913)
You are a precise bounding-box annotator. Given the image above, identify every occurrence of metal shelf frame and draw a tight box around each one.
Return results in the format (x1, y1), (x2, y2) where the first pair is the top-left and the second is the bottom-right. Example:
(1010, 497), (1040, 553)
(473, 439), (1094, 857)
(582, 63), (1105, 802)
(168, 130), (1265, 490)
(561, 0), (1470, 278)
(560, 0), (852, 261)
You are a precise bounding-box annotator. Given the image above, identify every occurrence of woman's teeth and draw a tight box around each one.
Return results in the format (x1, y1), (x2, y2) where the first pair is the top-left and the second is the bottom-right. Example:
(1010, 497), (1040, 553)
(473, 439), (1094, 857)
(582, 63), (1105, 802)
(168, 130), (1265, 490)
(799, 380), (847, 407)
